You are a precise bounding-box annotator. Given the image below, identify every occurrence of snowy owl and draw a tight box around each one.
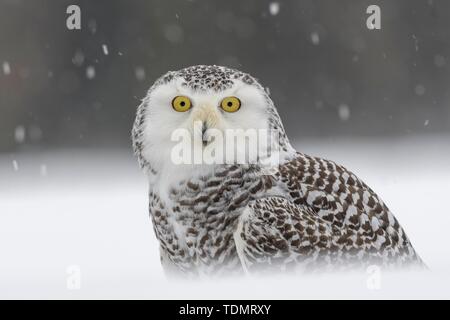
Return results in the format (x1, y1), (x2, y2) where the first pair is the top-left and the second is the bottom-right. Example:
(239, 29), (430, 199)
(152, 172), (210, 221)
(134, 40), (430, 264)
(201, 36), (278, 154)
(132, 65), (423, 275)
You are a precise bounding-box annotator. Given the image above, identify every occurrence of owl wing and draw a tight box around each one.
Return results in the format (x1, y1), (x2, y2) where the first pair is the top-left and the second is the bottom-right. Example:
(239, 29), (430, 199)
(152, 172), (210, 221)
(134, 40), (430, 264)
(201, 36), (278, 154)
(234, 153), (423, 271)
(233, 196), (342, 272)
(279, 153), (422, 261)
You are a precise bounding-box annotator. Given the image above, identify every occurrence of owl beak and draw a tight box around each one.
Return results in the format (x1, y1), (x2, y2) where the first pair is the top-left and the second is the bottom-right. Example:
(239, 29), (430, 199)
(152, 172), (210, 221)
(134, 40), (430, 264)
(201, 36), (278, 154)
(191, 104), (219, 145)
(201, 122), (208, 144)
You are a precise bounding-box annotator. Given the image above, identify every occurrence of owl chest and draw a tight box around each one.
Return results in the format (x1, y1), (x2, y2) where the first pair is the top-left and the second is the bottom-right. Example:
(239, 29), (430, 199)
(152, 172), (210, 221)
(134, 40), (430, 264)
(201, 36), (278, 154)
(149, 171), (270, 271)
(151, 206), (241, 272)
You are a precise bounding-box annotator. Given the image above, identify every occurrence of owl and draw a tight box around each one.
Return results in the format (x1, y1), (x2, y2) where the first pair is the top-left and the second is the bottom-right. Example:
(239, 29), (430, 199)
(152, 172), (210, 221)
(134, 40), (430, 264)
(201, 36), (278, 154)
(132, 65), (423, 276)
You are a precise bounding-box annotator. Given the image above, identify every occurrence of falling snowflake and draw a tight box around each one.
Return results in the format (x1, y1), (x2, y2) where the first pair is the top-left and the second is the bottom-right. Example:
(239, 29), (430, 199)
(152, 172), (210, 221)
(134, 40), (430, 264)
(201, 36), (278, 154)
(269, 2), (280, 16)
(424, 119), (430, 126)
(338, 104), (350, 121)
(12, 160), (19, 172)
(2, 61), (11, 75)
(102, 44), (109, 56)
(311, 32), (320, 45)
(86, 66), (96, 79)
(14, 126), (26, 143)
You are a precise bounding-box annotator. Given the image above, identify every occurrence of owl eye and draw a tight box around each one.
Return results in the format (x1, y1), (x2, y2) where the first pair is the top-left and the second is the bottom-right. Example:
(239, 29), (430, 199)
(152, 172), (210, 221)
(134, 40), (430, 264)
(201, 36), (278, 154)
(220, 96), (241, 113)
(172, 96), (192, 112)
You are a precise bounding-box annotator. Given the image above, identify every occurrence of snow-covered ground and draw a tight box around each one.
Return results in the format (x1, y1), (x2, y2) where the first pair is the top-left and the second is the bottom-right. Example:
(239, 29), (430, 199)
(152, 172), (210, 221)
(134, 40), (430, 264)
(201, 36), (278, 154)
(1, 134), (449, 299)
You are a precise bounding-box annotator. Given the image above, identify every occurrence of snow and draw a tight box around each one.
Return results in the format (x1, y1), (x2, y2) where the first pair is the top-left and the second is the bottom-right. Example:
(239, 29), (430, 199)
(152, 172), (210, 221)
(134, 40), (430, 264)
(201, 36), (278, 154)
(269, 2), (280, 16)
(11, 160), (19, 171)
(102, 44), (109, 56)
(86, 66), (96, 79)
(14, 126), (26, 144)
(310, 32), (320, 45)
(2, 61), (11, 75)
(338, 104), (350, 121)
(1, 135), (450, 299)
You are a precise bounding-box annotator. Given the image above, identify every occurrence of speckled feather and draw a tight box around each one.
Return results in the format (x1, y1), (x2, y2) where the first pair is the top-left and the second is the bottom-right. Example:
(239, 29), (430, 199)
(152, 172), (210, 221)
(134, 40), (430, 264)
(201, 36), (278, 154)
(132, 65), (423, 276)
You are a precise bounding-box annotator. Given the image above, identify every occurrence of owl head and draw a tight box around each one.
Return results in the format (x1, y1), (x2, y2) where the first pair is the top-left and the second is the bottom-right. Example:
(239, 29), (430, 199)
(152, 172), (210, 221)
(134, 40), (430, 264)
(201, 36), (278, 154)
(132, 65), (293, 179)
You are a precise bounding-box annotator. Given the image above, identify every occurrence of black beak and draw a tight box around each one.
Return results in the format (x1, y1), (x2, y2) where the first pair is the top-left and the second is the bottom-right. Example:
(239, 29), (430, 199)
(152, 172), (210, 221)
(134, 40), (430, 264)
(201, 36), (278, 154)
(202, 122), (208, 144)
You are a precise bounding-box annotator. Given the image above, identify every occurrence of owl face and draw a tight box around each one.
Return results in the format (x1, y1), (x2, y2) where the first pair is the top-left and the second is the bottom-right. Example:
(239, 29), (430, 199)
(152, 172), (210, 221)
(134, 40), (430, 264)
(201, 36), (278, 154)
(133, 65), (291, 177)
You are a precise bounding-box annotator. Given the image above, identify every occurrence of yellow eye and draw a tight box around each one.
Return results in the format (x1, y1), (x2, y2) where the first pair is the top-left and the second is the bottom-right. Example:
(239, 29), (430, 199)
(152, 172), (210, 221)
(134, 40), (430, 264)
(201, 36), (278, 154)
(172, 96), (192, 112)
(220, 96), (241, 113)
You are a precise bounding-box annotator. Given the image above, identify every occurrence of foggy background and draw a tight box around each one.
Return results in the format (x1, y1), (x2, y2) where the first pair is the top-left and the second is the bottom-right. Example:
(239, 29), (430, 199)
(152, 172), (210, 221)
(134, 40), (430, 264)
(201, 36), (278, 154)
(1, 0), (449, 151)
(1, 0), (450, 299)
